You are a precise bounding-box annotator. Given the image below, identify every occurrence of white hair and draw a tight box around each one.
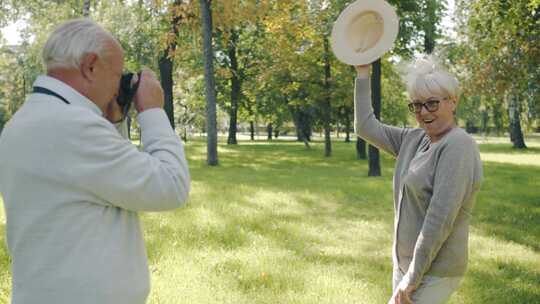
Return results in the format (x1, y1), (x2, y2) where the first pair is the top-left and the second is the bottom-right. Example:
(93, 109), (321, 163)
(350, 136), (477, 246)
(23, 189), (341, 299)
(43, 18), (113, 71)
(403, 55), (460, 103)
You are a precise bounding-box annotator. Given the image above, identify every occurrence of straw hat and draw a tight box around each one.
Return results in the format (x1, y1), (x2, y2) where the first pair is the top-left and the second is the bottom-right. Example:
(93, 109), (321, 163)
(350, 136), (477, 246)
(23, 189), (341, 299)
(330, 0), (399, 65)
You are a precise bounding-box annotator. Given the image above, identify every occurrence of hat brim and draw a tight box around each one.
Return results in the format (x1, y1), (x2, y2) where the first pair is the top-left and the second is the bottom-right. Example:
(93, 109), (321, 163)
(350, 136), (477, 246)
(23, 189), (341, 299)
(330, 0), (399, 65)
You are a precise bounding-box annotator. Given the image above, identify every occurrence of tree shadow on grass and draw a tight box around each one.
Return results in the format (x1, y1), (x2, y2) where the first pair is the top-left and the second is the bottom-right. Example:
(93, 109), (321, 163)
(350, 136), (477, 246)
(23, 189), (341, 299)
(188, 140), (396, 178)
(473, 161), (540, 252)
(459, 259), (540, 304)
(479, 144), (540, 154)
(211, 257), (308, 295)
(142, 171), (396, 299)
(149, 205), (394, 298)
(164, 141), (396, 281)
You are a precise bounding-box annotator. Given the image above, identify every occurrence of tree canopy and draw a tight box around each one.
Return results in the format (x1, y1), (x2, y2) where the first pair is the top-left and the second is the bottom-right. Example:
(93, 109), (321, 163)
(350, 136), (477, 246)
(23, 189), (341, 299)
(1, 0), (537, 152)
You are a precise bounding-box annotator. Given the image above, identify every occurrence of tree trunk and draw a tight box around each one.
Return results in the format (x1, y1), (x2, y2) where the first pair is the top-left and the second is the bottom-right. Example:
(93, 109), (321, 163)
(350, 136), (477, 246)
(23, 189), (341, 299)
(322, 35), (332, 157)
(159, 55), (175, 129)
(200, 0), (218, 165)
(267, 123), (272, 140)
(299, 117), (312, 142)
(126, 116), (131, 139)
(344, 106), (351, 143)
(508, 91), (527, 149)
(492, 104), (504, 136)
(250, 121), (255, 140)
(369, 59), (382, 176)
(158, 0), (182, 130)
(481, 109), (489, 136)
(291, 108), (311, 149)
(82, 0), (91, 16)
(0, 110), (5, 135)
(424, 0), (436, 54)
(227, 29), (240, 145)
(368, 145), (381, 176)
(356, 137), (366, 159)
(246, 103), (255, 141)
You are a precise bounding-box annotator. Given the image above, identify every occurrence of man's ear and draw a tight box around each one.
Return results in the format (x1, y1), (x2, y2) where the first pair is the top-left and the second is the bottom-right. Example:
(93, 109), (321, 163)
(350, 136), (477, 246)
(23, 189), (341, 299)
(80, 53), (99, 81)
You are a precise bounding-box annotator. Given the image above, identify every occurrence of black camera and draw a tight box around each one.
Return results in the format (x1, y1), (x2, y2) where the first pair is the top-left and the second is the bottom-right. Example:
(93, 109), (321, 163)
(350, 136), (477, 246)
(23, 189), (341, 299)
(117, 72), (142, 118)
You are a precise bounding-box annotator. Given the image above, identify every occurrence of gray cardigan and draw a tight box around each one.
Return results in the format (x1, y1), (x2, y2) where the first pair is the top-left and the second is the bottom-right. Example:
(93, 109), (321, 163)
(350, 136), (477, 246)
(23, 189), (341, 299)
(354, 77), (483, 288)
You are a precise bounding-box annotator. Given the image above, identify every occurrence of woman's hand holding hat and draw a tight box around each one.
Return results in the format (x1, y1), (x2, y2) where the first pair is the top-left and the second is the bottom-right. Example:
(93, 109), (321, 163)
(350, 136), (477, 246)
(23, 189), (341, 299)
(331, 0), (399, 65)
(355, 64), (371, 78)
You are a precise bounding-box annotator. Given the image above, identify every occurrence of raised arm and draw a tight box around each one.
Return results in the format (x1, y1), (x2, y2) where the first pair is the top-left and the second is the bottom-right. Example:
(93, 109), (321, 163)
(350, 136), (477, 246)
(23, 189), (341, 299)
(66, 70), (190, 212)
(354, 65), (409, 157)
(61, 108), (190, 212)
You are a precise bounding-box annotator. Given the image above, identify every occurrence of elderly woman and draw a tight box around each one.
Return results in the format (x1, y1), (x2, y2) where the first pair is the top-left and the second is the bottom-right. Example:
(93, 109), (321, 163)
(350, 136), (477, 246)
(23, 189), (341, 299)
(354, 57), (483, 304)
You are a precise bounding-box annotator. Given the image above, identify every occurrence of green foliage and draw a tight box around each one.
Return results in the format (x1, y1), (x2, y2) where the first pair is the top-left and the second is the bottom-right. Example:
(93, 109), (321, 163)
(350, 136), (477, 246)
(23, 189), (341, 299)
(0, 0), (103, 117)
(0, 45), (27, 119)
(1, 0), (535, 146)
(455, 0), (539, 134)
(0, 0), (450, 141)
(386, 0), (448, 56)
(95, 1), (163, 72)
(174, 73), (208, 134)
(380, 58), (409, 126)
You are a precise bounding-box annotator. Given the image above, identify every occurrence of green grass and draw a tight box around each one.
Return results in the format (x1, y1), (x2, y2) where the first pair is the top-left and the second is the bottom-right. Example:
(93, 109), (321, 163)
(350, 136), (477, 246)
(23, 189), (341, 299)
(1, 138), (539, 303)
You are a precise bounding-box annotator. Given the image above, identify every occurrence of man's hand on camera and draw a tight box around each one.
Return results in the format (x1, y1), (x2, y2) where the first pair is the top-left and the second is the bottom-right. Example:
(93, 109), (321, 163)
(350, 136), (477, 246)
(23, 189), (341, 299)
(105, 97), (124, 123)
(133, 69), (164, 113)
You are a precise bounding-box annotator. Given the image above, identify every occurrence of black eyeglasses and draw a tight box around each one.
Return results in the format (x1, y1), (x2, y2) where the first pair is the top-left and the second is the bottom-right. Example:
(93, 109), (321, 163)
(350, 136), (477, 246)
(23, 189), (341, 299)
(407, 99), (443, 114)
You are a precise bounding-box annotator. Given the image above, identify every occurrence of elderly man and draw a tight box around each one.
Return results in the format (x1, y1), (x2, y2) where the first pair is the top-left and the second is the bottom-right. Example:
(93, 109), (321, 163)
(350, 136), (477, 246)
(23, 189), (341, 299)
(0, 19), (190, 303)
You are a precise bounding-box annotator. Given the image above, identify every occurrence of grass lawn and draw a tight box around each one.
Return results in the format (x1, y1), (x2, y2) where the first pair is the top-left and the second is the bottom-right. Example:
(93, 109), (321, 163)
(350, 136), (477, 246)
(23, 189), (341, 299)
(1, 137), (539, 303)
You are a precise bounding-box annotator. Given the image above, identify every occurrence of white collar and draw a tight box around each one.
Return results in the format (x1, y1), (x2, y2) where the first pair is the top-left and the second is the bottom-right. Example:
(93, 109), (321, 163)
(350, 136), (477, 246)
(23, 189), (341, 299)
(33, 75), (103, 116)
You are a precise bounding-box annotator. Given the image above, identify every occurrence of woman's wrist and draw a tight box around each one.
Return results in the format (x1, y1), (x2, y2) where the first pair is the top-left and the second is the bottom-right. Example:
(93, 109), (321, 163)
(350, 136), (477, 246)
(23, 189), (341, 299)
(355, 65), (370, 79)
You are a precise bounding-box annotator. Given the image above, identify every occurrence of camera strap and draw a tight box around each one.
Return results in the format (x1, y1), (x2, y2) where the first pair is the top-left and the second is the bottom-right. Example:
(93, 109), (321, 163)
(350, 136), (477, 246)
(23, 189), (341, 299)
(32, 86), (71, 105)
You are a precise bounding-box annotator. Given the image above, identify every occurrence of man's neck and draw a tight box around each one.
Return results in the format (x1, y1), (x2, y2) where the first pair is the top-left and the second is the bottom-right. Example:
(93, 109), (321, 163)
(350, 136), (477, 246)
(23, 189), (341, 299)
(47, 68), (84, 91)
(46, 68), (104, 113)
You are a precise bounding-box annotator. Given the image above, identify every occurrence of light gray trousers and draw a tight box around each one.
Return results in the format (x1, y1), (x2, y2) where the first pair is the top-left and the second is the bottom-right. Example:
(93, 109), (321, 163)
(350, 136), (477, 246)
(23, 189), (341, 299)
(392, 267), (463, 304)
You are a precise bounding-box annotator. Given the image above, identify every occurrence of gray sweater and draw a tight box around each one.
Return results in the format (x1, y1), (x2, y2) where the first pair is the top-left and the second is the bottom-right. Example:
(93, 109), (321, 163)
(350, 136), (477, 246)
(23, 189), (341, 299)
(354, 77), (483, 288)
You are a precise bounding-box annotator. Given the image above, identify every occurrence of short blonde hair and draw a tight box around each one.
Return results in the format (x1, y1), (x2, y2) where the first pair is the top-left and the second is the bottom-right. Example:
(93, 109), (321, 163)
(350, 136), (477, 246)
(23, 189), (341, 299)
(43, 18), (113, 71)
(403, 55), (459, 103)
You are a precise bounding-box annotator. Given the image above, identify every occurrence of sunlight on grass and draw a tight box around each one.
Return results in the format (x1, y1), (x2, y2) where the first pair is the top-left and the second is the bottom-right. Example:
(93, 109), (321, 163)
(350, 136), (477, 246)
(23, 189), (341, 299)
(476, 137), (540, 166)
(473, 135), (540, 147)
(449, 231), (540, 304)
(1, 138), (539, 304)
(480, 153), (540, 166)
(0, 196), (9, 304)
